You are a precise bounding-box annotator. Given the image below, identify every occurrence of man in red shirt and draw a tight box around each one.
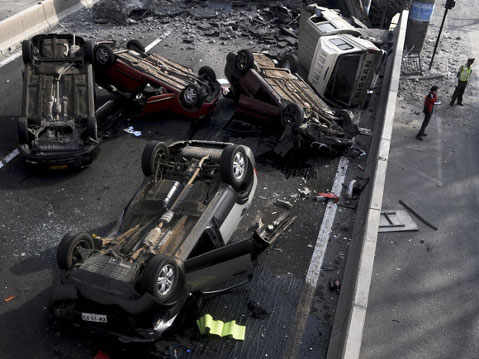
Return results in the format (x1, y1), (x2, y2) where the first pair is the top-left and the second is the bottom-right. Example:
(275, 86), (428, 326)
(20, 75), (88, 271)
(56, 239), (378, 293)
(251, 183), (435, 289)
(416, 86), (438, 140)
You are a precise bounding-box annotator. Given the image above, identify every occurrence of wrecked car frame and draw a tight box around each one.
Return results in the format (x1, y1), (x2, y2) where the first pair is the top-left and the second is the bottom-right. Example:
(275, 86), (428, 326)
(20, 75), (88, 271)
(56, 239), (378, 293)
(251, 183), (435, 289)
(18, 34), (99, 169)
(93, 40), (221, 120)
(50, 140), (259, 342)
(225, 49), (358, 155)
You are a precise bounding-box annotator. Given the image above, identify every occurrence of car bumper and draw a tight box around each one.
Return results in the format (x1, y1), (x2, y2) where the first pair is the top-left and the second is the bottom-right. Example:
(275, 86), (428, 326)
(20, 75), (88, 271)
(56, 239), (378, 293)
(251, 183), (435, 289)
(50, 282), (182, 342)
(20, 144), (99, 169)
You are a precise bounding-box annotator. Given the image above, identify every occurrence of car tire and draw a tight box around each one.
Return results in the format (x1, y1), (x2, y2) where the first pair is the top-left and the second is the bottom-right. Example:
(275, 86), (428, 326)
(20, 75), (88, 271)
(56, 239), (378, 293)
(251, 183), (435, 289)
(141, 141), (168, 177)
(17, 117), (29, 145)
(57, 232), (95, 270)
(221, 145), (250, 191)
(179, 84), (204, 110)
(198, 66), (217, 83)
(279, 52), (299, 73)
(281, 102), (304, 128)
(94, 44), (115, 66)
(126, 39), (146, 54)
(234, 49), (254, 74)
(22, 40), (33, 64)
(141, 255), (185, 305)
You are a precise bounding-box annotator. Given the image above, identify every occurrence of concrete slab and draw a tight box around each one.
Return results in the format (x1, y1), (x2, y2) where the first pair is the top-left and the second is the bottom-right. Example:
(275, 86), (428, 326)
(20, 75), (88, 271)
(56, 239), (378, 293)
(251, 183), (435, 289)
(0, 0), (39, 22)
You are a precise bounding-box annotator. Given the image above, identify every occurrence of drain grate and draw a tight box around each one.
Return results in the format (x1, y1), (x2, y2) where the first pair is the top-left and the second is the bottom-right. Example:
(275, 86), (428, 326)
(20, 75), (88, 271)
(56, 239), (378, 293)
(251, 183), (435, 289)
(402, 53), (423, 76)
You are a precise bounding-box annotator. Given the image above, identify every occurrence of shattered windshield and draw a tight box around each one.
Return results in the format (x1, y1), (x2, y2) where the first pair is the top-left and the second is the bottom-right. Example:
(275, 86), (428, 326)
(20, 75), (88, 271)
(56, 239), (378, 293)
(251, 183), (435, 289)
(326, 54), (360, 104)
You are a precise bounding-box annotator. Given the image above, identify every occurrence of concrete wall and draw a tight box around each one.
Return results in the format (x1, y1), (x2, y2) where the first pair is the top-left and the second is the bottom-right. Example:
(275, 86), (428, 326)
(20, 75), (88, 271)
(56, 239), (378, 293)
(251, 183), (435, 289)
(326, 10), (409, 359)
(0, 0), (99, 55)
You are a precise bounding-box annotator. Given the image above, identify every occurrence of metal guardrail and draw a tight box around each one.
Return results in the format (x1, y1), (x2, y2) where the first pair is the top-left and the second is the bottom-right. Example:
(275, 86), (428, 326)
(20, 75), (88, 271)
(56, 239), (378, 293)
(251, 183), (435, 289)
(326, 9), (409, 359)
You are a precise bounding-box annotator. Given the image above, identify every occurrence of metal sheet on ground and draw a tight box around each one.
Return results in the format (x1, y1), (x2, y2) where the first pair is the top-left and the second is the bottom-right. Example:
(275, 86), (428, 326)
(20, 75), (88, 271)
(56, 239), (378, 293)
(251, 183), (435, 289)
(379, 210), (418, 232)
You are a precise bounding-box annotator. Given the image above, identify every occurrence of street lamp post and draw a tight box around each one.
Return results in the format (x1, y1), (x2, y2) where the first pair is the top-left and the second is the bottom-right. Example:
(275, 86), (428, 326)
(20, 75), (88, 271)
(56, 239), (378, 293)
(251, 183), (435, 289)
(429, 0), (456, 70)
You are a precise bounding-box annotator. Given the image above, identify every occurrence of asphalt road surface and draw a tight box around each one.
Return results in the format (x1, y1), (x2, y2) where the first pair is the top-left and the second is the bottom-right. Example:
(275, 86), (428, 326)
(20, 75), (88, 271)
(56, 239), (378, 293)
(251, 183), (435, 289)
(0, 8), (372, 358)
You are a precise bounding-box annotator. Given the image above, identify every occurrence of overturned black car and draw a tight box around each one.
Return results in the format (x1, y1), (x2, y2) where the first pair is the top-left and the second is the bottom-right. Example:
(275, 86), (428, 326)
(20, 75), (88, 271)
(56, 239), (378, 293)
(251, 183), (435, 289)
(18, 34), (99, 169)
(50, 140), (258, 342)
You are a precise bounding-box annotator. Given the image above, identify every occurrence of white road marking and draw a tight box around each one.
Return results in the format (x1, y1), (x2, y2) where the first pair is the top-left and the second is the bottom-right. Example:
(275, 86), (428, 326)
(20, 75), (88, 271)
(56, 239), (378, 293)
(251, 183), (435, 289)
(285, 156), (349, 359)
(0, 148), (20, 169)
(0, 52), (21, 68)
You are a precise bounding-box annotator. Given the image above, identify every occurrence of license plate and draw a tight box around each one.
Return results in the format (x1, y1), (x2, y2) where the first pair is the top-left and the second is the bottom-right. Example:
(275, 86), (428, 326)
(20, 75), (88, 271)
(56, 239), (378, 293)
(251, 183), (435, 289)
(81, 312), (108, 323)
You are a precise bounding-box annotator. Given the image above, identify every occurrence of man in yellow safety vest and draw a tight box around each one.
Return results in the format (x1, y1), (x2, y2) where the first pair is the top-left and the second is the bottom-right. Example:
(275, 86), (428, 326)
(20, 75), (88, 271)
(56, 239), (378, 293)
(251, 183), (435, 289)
(450, 58), (474, 106)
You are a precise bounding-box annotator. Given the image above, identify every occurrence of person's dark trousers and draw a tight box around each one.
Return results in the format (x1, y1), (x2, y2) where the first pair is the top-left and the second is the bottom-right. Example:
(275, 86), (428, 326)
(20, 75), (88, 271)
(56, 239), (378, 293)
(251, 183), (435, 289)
(417, 111), (432, 136)
(450, 81), (468, 105)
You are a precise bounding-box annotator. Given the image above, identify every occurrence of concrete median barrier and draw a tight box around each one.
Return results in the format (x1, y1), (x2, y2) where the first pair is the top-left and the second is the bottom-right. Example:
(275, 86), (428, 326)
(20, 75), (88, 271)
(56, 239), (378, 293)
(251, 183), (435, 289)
(326, 10), (409, 359)
(0, 0), (99, 55)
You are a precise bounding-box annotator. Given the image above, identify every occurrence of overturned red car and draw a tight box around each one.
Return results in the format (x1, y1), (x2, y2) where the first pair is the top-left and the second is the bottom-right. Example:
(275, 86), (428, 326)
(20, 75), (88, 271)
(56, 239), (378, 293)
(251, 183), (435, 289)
(93, 40), (221, 120)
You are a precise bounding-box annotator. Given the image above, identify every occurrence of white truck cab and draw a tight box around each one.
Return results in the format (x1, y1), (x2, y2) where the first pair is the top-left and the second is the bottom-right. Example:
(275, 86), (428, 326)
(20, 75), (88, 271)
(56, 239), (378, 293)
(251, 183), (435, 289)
(299, 4), (385, 108)
(308, 34), (382, 107)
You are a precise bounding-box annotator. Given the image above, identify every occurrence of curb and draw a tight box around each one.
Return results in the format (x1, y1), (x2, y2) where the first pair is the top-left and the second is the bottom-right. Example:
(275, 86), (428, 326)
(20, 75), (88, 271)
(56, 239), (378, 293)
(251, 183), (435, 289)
(326, 10), (409, 359)
(0, 0), (99, 55)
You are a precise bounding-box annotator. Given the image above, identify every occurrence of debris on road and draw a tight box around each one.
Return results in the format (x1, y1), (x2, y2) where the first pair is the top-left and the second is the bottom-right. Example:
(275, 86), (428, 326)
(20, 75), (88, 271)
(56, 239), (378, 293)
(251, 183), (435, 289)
(255, 211), (297, 247)
(196, 314), (246, 341)
(123, 126), (142, 137)
(399, 200), (439, 231)
(274, 199), (293, 209)
(247, 300), (269, 320)
(298, 187), (312, 198)
(328, 279), (341, 294)
(379, 210), (418, 233)
(313, 193), (339, 203)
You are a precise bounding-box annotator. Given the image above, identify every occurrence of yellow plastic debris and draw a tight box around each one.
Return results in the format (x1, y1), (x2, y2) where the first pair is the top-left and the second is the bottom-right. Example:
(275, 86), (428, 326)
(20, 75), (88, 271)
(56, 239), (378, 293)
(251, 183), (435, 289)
(196, 314), (245, 341)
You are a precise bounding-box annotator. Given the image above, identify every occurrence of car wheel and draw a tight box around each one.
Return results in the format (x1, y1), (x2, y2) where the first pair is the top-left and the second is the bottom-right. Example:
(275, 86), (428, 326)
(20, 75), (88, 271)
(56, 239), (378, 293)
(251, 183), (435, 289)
(17, 117), (29, 145)
(57, 232), (95, 270)
(221, 145), (250, 191)
(141, 141), (169, 177)
(279, 52), (299, 73)
(179, 84), (203, 110)
(126, 39), (146, 54)
(198, 66), (217, 83)
(281, 102), (304, 128)
(94, 44), (115, 66)
(141, 255), (185, 305)
(22, 40), (33, 64)
(234, 49), (254, 74)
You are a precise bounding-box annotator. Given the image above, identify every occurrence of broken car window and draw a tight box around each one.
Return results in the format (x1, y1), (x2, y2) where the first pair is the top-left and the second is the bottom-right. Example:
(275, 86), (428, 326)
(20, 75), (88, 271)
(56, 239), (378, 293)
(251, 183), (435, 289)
(330, 38), (354, 51)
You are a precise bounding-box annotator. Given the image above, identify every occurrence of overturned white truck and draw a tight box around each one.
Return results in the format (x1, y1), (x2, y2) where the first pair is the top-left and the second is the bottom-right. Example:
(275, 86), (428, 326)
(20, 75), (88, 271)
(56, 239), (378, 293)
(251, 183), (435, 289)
(299, 4), (387, 108)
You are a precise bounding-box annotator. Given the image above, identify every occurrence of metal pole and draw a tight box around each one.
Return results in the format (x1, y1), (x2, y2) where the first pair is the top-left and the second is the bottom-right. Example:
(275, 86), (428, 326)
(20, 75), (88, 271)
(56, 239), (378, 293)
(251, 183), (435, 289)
(429, 8), (448, 70)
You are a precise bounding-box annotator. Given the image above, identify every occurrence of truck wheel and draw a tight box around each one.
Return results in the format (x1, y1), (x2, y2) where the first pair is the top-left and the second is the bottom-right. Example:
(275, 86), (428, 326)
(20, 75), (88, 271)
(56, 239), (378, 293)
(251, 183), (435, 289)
(22, 40), (33, 64)
(235, 50), (254, 74)
(126, 39), (145, 54)
(281, 102), (304, 128)
(179, 84), (203, 110)
(221, 145), (250, 191)
(198, 66), (217, 83)
(57, 233), (95, 270)
(279, 52), (299, 73)
(141, 141), (168, 177)
(94, 44), (115, 66)
(17, 117), (29, 145)
(141, 255), (185, 305)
